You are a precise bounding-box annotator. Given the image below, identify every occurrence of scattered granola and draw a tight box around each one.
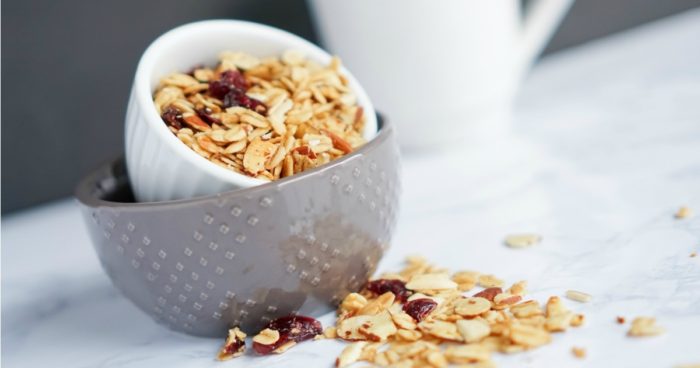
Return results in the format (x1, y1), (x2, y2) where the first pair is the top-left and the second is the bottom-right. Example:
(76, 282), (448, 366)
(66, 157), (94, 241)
(572, 346), (586, 359)
(675, 206), (692, 219)
(216, 257), (589, 365)
(329, 257), (585, 367)
(691, 251), (697, 258)
(251, 315), (323, 354)
(153, 50), (367, 181)
(504, 233), (542, 248)
(216, 327), (247, 361)
(565, 290), (592, 303)
(616, 316), (626, 324)
(628, 317), (664, 337)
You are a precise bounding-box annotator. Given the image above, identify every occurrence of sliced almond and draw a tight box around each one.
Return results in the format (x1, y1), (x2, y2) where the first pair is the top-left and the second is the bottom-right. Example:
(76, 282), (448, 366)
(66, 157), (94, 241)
(182, 113), (211, 131)
(504, 233), (542, 248)
(252, 328), (280, 345)
(396, 328), (422, 342)
(359, 311), (397, 341)
(545, 311), (573, 332)
(243, 138), (276, 175)
(628, 317), (664, 337)
(224, 140), (247, 154)
(508, 280), (528, 295)
(391, 310), (418, 330)
(473, 287), (502, 302)
(510, 300), (543, 318)
(456, 319), (491, 343)
(426, 351), (448, 368)
(444, 344), (491, 364)
(339, 292), (368, 316)
(406, 273), (458, 292)
(493, 293), (522, 308)
(358, 292), (395, 316)
(418, 320), (462, 342)
(219, 51), (260, 69)
(509, 323), (552, 348)
(268, 97), (293, 135)
(337, 314), (371, 341)
(477, 274), (504, 288)
(336, 341), (367, 368)
(545, 296), (569, 317)
(454, 297), (491, 317)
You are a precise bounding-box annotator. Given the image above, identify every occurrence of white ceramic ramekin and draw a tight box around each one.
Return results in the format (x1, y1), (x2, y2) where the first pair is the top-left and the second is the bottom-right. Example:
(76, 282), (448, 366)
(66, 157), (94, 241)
(126, 20), (378, 202)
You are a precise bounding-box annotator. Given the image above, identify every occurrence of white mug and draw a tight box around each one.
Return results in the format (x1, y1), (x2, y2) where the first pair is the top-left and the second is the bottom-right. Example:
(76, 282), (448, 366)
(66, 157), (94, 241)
(308, 0), (573, 150)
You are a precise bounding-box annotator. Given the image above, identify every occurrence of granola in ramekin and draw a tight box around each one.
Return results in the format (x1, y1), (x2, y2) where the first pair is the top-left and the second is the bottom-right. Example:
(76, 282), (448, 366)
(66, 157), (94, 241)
(153, 50), (366, 181)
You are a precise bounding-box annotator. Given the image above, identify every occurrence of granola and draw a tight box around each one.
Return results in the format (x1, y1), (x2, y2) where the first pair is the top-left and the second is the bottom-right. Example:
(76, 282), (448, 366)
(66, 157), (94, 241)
(326, 257), (587, 367)
(216, 257), (591, 366)
(628, 316), (665, 337)
(675, 206), (692, 219)
(153, 50), (366, 181)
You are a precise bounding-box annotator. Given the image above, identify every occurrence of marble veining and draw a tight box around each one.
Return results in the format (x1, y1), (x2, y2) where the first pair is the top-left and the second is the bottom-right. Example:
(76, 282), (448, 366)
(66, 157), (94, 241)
(3, 9), (700, 368)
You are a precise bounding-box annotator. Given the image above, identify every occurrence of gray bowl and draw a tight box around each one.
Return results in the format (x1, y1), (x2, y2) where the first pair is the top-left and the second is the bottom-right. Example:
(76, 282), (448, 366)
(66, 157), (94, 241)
(75, 117), (400, 337)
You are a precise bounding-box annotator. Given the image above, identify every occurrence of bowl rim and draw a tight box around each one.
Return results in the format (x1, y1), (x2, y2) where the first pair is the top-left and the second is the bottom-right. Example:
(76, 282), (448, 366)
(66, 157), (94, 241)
(133, 19), (378, 189)
(78, 116), (392, 209)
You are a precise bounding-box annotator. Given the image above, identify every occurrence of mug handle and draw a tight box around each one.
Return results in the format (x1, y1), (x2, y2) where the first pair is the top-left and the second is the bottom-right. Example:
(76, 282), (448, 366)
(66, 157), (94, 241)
(519, 0), (574, 72)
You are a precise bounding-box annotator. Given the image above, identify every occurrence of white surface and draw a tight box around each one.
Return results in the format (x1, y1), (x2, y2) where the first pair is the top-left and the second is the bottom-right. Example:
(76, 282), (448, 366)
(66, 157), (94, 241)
(127, 20), (377, 202)
(308, 0), (572, 149)
(4, 9), (700, 368)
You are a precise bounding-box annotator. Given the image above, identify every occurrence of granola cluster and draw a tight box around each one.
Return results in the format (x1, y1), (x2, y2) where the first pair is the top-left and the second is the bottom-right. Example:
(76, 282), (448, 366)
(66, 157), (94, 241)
(153, 50), (366, 181)
(328, 256), (586, 367)
(216, 256), (591, 366)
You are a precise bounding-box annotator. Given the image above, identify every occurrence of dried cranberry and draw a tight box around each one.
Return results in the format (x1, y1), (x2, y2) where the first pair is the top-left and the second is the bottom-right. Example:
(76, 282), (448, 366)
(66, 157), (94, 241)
(365, 279), (411, 302)
(208, 69), (248, 99)
(223, 338), (244, 356)
(207, 69), (266, 113)
(223, 89), (266, 113)
(403, 298), (437, 321)
(252, 315), (322, 355)
(161, 106), (183, 129)
(208, 80), (230, 100)
(195, 107), (220, 125)
(220, 69), (248, 90)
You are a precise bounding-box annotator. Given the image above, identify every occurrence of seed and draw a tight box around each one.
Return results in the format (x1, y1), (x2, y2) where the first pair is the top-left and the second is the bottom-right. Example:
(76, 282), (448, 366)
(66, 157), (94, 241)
(504, 233), (542, 248)
(565, 290), (592, 303)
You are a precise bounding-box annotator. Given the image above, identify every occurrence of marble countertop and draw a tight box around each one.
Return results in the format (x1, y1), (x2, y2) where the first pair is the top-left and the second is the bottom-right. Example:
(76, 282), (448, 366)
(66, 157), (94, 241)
(3, 9), (700, 368)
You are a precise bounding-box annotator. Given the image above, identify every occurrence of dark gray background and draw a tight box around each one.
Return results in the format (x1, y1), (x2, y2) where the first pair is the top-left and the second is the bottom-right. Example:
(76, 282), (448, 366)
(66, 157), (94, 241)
(2, 0), (699, 213)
